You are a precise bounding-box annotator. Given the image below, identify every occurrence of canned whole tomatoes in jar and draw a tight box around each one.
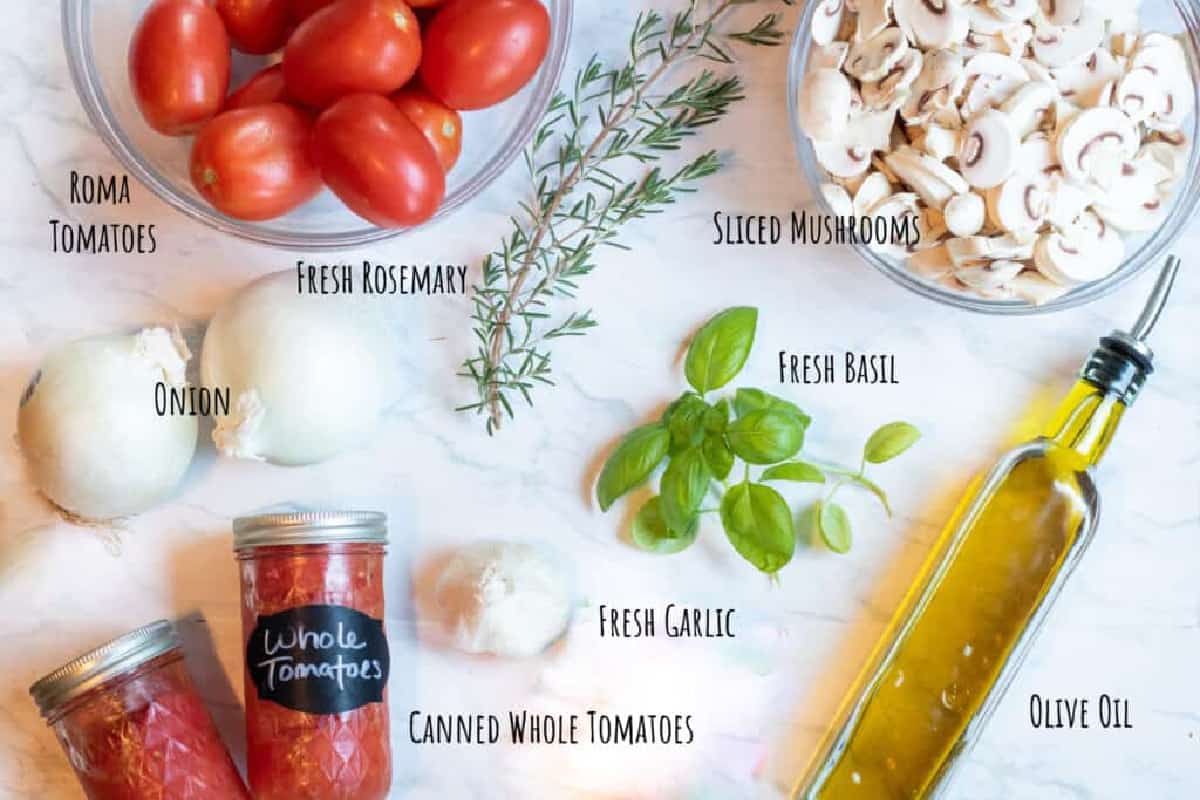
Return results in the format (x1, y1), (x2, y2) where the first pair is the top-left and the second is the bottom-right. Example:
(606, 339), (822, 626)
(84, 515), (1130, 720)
(234, 511), (392, 800)
(29, 620), (249, 799)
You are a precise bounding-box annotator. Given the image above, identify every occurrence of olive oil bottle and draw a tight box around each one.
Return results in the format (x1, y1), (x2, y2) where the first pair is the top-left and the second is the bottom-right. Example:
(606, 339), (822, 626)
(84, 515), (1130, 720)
(796, 257), (1181, 799)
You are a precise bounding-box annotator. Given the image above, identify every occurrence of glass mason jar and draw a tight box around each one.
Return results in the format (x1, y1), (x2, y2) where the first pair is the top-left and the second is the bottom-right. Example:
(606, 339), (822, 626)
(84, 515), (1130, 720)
(235, 511), (392, 800)
(29, 620), (249, 799)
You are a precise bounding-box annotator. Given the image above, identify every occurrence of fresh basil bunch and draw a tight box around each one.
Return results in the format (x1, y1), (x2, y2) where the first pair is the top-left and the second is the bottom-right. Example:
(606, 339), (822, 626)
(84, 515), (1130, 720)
(595, 307), (920, 575)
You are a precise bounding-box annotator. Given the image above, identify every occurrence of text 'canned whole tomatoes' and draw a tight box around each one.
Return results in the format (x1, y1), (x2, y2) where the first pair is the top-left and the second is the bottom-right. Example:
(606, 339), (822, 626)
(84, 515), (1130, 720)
(419, 0), (551, 111)
(128, 0), (231, 135)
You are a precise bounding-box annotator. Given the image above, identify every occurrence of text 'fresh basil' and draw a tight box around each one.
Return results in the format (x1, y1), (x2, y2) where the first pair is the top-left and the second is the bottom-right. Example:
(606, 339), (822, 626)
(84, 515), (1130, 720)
(247, 604), (390, 715)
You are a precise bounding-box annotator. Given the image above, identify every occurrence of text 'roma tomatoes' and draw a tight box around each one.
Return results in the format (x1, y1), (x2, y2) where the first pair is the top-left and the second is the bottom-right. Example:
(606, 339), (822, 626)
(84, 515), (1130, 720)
(312, 93), (445, 227)
(392, 85), (462, 172)
(129, 0), (231, 135)
(190, 104), (322, 221)
(283, 0), (422, 109)
(216, 0), (292, 54)
(419, 0), (550, 111)
(225, 64), (293, 111)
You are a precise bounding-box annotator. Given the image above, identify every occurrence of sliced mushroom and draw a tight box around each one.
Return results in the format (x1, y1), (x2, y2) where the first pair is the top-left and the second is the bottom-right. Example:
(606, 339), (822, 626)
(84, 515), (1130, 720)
(815, 141), (875, 178)
(920, 123), (961, 161)
(1132, 33), (1195, 131)
(811, 0), (848, 46)
(959, 109), (1020, 188)
(820, 183), (855, 217)
(847, 27), (910, 82)
(944, 192), (987, 236)
(885, 145), (969, 209)
(1034, 211), (1124, 285)
(1002, 81), (1059, 138)
(856, 0), (894, 43)
(962, 53), (1029, 114)
(1000, 23), (1034, 55)
(1141, 135), (1190, 181)
(908, 243), (956, 278)
(893, 0), (969, 49)
(1031, 9), (1106, 69)
(1044, 171), (1093, 229)
(863, 49), (924, 110)
(1094, 193), (1170, 232)
(868, 192), (922, 257)
(986, 171), (1051, 233)
(1020, 131), (1060, 173)
(1037, 0), (1085, 27)
(946, 232), (1035, 265)
(1052, 49), (1123, 108)
(1056, 106), (1139, 187)
(1021, 58), (1055, 84)
(964, 4), (1015, 35)
(810, 41), (851, 71)
(1009, 271), (1070, 304)
(988, 0), (1038, 23)
(900, 49), (965, 124)
(955, 258), (1024, 292)
(798, 68), (854, 141)
(1114, 68), (1167, 124)
(1088, 152), (1173, 232)
(854, 171), (895, 216)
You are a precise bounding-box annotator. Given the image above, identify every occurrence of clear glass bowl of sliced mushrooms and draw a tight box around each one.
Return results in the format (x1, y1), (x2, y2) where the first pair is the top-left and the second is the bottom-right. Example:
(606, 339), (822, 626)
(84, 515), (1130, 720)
(789, 0), (1200, 313)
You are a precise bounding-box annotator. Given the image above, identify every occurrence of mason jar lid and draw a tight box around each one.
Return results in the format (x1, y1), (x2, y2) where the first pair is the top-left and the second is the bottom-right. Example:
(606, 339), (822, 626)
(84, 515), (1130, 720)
(233, 510), (388, 550)
(30, 620), (179, 719)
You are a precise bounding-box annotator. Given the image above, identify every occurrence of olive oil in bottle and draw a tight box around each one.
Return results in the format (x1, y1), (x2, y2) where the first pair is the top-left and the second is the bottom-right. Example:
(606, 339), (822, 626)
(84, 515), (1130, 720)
(796, 257), (1181, 800)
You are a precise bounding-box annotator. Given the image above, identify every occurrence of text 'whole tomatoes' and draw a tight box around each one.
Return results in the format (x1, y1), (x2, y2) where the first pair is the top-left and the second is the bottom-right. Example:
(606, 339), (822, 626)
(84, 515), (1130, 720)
(190, 104), (322, 221)
(312, 93), (445, 227)
(216, 0), (292, 54)
(283, 0), (422, 109)
(419, 0), (550, 111)
(129, 0), (231, 135)
(392, 86), (462, 171)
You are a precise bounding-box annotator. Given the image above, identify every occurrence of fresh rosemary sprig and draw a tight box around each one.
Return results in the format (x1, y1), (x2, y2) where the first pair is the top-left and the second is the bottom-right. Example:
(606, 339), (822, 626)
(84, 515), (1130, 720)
(459, 0), (794, 434)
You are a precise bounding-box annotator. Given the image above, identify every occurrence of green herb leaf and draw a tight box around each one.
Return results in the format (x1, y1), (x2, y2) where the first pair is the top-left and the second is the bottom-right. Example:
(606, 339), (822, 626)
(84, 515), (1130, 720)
(666, 393), (710, 454)
(596, 424), (670, 511)
(863, 422), (922, 464)
(726, 409), (805, 465)
(762, 461), (826, 484)
(660, 447), (712, 535)
(703, 399), (731, 434)
(631, 497), (699, 554)
(720, 482), (796, 574)
(733, 388), (811, 429)
(684, 307), (758, 395)
(817, 500), (853, 554)
(702, 434), (735, 481)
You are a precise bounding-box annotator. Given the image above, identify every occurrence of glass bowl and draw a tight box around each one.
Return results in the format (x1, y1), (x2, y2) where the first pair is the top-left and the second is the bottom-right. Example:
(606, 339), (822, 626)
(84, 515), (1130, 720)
(62, 0), (573, 250)
(787, 1), (1200, 314)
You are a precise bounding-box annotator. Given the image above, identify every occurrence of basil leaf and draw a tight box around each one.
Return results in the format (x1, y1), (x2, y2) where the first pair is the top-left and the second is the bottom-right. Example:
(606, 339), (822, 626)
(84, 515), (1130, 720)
(704, 399), (731, 434)
(720, 482), (796, 574)
(817, 500), (853, 554)
(864, 421), (921, 464)
(666, 394), (709, 454)
(701, 434), (734, 481)
(733, 388), (811, 429)
(660, 447), (712, 535)
(684, 307), (758, 395)
(726, 409), (805, 464)
(596, 423), (670, 511)
(631, 497), (698, 554)
(762, 461), (826, 484)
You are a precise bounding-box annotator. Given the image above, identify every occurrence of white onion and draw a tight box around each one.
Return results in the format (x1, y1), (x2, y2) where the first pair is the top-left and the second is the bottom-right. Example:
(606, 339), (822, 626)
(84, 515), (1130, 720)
(18, 328), (198, 521)
(201, 270), (396, 466)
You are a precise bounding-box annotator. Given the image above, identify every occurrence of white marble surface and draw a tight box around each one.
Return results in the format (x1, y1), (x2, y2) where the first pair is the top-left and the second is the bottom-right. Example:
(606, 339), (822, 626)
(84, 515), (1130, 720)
(2, 2), (1199, 798)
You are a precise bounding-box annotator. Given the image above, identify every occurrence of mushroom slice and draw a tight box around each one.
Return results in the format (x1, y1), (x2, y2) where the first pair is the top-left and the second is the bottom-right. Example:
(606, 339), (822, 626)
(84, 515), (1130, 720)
(1037, 0), (1085, 27)
(986, 171), (1051, 233)
(798, 68), (854, 141)
(815, 141), (875, 178)
(1020, 132), (1060, 173)
(908, 243), (955, 279)
(1044, 172), (1092, 229)
(811, 0), (848, 46)
(900, 49), (965, 123)
(1000, 23), (1034, 55)
(868, 192), (922, 257)
(820, 183), (855, 217)
(1021, 58), (1055, 84)
(1034, 211), (1124, 285)
(944, 192), (987, 236)
(1002, 81), (1059, 138)
(863, 50), (924, 110)
(893, 0), (969, 49)
(1088, 153), (1173, 231)
(959, 109), (1020, 189)
(964, 4), (1014, 35)
(856, 0), (894, 42)
(1056, 106), (1139, 187)
(1113, 68), (1167, 124)
(917, 206), (949, 246)
(810, 42), (851, 71)
(921, 123), (961, 161)
(987, 0), (1038, 23)
(962, 53), (1029, 113)
(1010, 271), (1070, 304)
(885, 145), (969, 209)
(1031, 10), (1106, 69)
(1141, 135), (1191, 181)
(1052, 49), (1123, 108)
(945, 233), (1034, 265)
(854, 171), (895, 216)
(1132, 34), (1195, 131)
(955, 259), (1024, 292)
(847, 27), (910, 82)
(1094, 193), (1170, 233)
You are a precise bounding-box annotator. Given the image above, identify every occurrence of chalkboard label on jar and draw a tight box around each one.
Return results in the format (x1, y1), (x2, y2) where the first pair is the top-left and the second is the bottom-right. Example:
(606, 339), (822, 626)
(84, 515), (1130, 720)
(246, 604), (390, 715)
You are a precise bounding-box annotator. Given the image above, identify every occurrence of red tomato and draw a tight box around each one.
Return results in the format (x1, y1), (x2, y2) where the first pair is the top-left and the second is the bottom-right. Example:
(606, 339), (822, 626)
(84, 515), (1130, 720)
(407, 0), (446, 6)
(311, 93), (445, 227)
(392, 85), (462, 171)
(225, 64), (292, 110)
(288, 0), (334, 24)
(128, 0), (231, 135)
(283, 0), (421, 109)
(216, 0), (292, 54)
(190, 104), (322, 220)
(419, 0), (550, 110)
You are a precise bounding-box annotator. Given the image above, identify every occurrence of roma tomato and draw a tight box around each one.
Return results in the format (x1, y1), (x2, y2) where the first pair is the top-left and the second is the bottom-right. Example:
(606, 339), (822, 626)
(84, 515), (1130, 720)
(225, 64), (293, 110)
(128, 0), (231, 135)
(288, 0), (334, 24)
(392, 85), (462, 171)
(419, 0), (550, 111)
(283, 0), (421, 109)
(407, 0), (446, 6)
(216, 0), (292, 54)
(311, 94), (445, 227)
(190, 104), (322, 220)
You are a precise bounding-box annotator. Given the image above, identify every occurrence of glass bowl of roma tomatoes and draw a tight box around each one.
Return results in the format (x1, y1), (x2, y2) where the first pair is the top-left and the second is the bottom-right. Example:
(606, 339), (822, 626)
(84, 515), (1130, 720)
(62, 0), (573, 250)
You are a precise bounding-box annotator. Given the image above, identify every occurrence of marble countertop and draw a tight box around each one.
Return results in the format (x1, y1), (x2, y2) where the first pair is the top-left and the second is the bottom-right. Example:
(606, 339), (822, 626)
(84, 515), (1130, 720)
(2, 2), (1198, 798)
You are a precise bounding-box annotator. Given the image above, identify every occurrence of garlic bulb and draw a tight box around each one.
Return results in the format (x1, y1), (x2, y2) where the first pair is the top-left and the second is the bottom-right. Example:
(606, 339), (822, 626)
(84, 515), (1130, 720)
(433, 541), (572, 657)
(18, 328), (198, 521)
(200, 270), (396, 466)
